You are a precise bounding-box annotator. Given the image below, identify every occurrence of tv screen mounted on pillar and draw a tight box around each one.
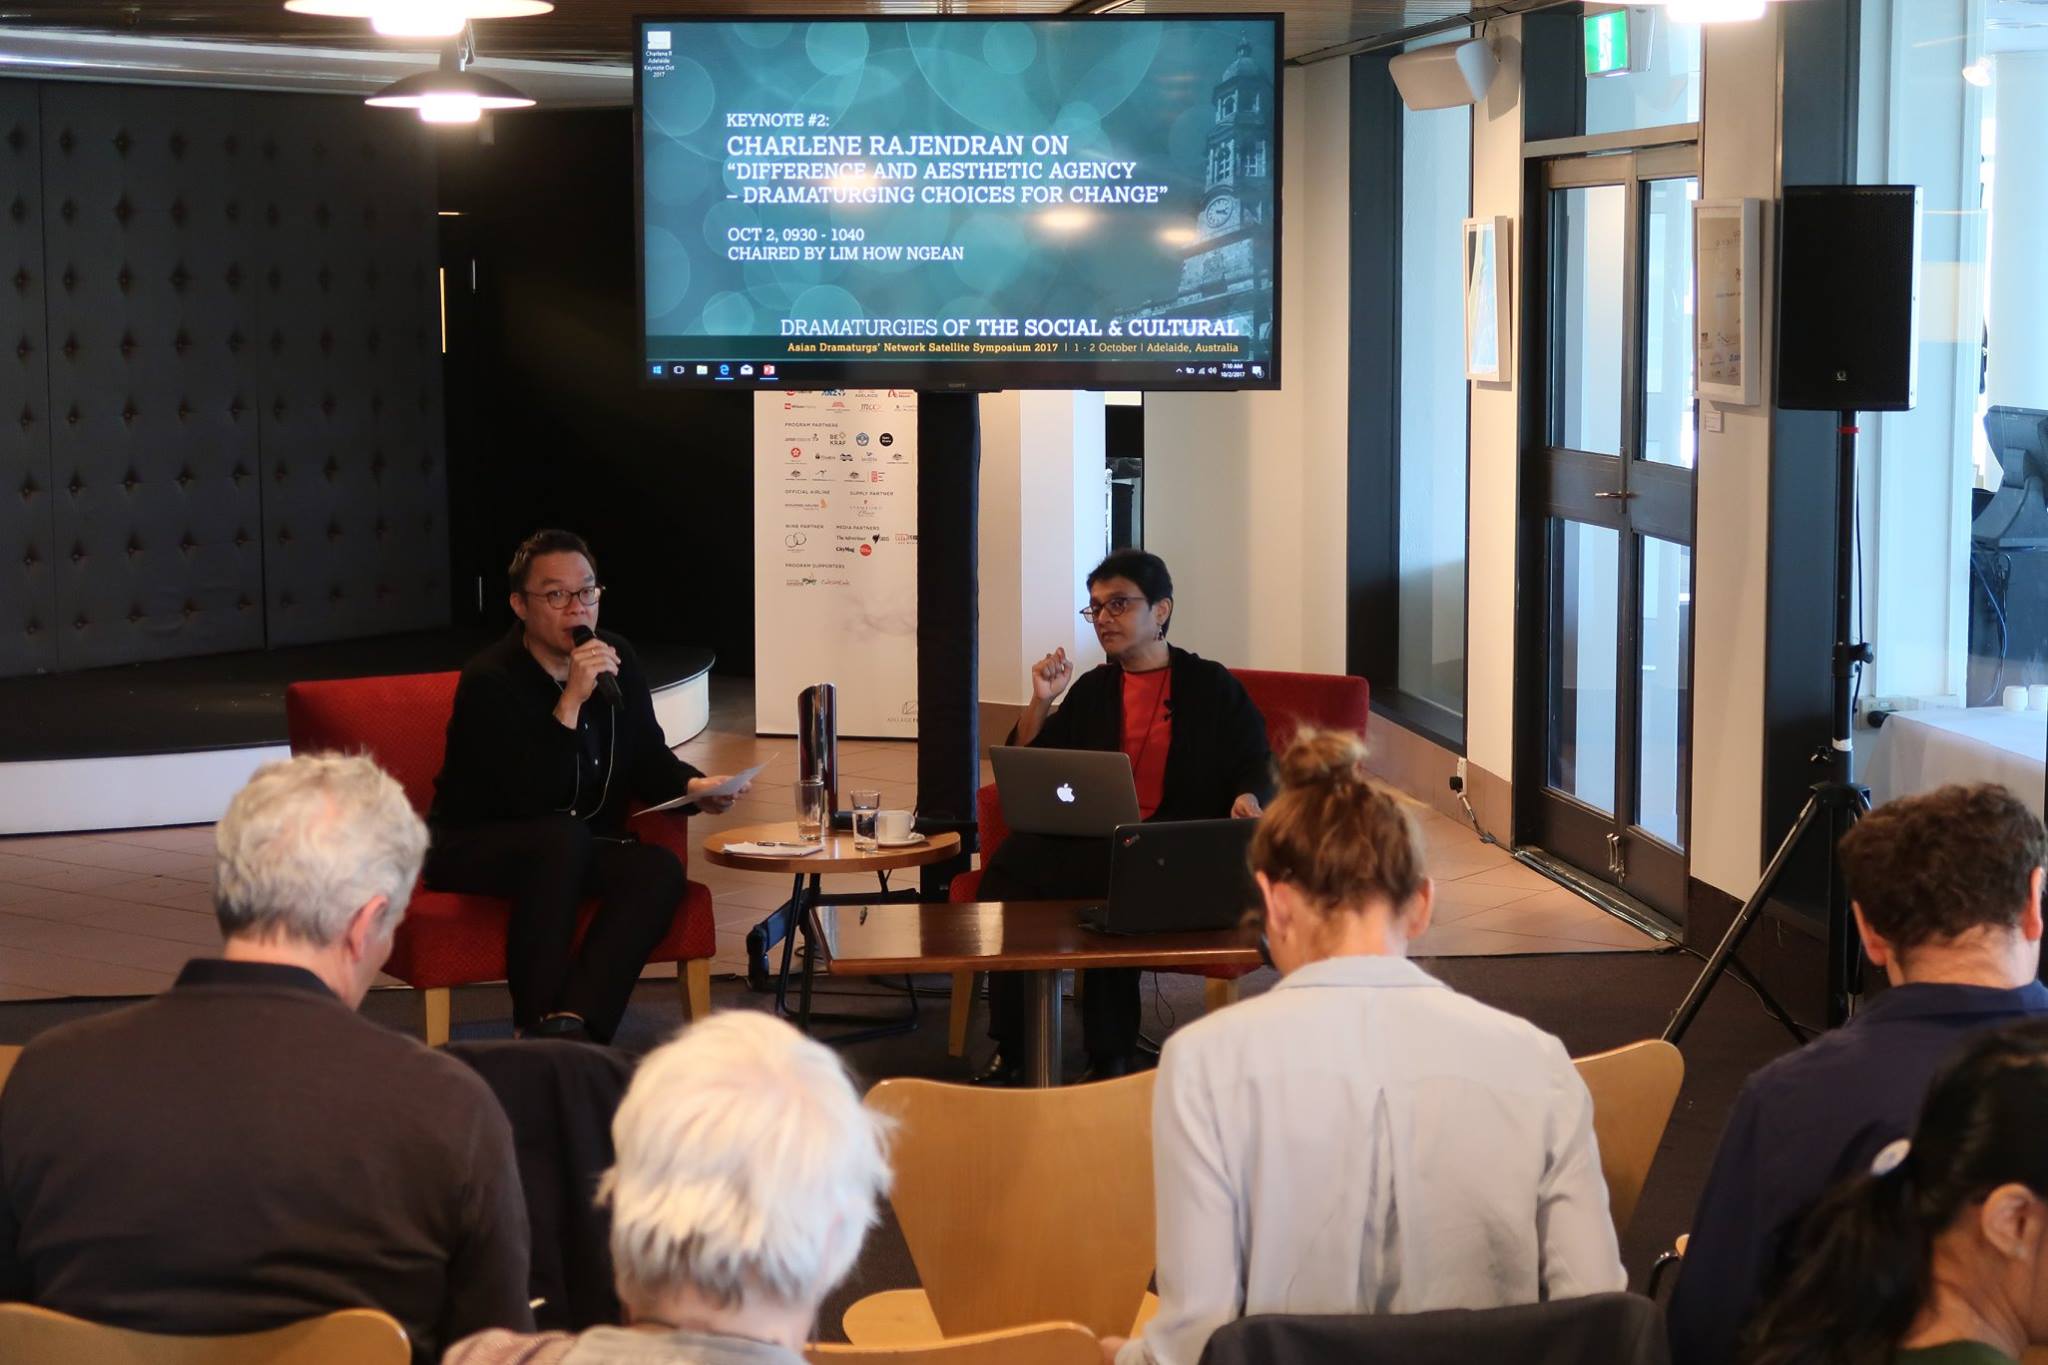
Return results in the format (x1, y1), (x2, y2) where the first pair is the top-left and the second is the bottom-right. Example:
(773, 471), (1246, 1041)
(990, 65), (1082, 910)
(635, 14), (1283, 391)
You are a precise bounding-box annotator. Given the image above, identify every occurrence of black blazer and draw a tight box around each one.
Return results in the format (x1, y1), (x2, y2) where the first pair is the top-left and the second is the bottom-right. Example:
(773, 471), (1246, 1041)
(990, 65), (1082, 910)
(1022, 645), (1273, 819)
(429, 626), (702, 834)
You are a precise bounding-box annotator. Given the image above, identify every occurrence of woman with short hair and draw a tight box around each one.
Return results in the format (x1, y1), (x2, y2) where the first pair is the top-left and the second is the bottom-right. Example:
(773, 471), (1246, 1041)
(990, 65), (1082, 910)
(445, 1011), (892, 1364)
(1741, 1020), (2048, 1365)
(1103, 729), (1624, 1365)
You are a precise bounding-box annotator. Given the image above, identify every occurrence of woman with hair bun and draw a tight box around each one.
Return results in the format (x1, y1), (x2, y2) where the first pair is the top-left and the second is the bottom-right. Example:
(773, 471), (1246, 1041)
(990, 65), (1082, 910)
(1741, 1020), (2048, 1365)
(1102, 729), (1625, 1365)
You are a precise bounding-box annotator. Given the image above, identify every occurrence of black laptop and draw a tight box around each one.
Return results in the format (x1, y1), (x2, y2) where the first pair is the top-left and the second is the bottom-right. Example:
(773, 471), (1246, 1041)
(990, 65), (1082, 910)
(1081, 817), (1260, 935)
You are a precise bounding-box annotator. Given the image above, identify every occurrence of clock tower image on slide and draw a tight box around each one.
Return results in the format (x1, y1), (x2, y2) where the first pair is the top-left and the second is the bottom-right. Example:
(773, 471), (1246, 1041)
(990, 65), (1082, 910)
(1133, 35), (1276, 347)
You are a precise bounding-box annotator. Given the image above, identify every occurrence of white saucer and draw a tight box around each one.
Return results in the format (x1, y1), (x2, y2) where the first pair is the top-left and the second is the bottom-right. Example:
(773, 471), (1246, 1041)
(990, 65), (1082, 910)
(871, 835), (927, 848)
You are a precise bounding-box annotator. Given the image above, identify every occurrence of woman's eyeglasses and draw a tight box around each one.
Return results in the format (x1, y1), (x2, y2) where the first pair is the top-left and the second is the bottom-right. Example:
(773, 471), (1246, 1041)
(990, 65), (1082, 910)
(1079, 594), (1147, 622)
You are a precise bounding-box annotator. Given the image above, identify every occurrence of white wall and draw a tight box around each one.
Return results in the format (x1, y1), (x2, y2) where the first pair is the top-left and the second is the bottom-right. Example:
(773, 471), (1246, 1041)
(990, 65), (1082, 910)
(1463, 22), (1526, 780)
(1145, 61), (1350, 674)
(976, 390), (1107, 705)
(1685, 15), (1781, 898)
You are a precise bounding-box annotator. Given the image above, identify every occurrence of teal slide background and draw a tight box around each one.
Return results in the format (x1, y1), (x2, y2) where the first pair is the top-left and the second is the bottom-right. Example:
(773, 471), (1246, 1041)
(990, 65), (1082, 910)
(639, 19), (1276, 355)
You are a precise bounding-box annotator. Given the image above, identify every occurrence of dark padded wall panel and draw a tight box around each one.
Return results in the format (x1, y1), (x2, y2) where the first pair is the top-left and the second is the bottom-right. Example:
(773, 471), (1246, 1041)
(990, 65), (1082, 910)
(0, 84), (56, 674)
(2, 80), (446, 677)
(256, 99), (446, 645)
(41, 85), (265, 667)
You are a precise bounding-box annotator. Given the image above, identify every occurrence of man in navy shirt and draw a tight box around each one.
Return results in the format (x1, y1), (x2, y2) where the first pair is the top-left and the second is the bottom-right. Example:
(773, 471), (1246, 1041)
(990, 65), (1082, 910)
(1668, 782), (2048, 1365)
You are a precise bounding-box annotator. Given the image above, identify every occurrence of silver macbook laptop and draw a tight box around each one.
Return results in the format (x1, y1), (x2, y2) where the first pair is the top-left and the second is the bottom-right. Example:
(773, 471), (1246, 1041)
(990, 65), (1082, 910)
(990, 746), (1142, 839)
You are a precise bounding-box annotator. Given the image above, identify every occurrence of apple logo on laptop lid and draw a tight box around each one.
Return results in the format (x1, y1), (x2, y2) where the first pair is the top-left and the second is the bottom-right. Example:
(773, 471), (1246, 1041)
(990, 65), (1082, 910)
(1056, 783), (1076, 804)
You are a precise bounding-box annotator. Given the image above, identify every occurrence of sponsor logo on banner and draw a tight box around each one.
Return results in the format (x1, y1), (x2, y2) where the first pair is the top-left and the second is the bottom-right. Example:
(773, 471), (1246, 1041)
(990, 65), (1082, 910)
(859, 544), (872, 557)
(879, 432), (894, 447)
(789, 447), (802, 459)
(855, 432), (870, 447)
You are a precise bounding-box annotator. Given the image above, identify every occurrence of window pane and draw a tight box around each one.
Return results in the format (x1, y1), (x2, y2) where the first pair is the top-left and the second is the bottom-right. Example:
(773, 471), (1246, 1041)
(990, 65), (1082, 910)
(1855, 0), (2048, 815)
(1552, 184), (1628, 457)
(1550, 520), (1620, 815)
(1395, 84), (1471, 721)
(1637, 537), (1691, 845)
(1642, 178), (1698, 468)
(1585, 14), (1702, 136)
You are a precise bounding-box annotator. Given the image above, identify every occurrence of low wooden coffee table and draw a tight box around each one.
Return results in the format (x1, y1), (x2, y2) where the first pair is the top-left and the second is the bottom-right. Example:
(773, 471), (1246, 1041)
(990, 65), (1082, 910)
(815, 900), (1264, 1086)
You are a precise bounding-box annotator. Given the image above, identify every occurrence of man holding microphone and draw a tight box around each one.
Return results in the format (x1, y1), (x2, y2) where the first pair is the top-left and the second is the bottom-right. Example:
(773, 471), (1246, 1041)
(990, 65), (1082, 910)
(426, 529), (747, 1043)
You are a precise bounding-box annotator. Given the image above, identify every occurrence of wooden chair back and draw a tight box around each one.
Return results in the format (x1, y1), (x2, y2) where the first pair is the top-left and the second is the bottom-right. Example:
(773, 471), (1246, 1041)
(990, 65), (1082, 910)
(0, 1304), (409, 1364)
(864, 1073), (1156, 1339)
(1574, 1039), (1685, 1236)
(809, 1321), (1099, 1364)
(0, 1044), (20, 1094)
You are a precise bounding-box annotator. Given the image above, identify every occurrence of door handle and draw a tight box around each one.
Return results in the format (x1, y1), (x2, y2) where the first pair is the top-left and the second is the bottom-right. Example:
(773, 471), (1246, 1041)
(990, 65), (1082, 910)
(1593, 490), (1639, 500)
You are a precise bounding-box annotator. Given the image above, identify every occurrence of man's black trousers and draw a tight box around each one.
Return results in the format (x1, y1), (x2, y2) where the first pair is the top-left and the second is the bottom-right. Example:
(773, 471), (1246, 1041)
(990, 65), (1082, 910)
(977, 831), (1139, 1069)
(424, 814), (682, 1043)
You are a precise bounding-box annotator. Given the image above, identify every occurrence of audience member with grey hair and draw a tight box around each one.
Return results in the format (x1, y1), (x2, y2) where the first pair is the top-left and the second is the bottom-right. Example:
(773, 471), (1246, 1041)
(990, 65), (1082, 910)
(446, 1011), (893, 1365)
(0, 753), (532, 1363)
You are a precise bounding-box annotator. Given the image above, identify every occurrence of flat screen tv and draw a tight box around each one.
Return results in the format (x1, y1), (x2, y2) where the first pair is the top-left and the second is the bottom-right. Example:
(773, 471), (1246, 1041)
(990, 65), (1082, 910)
(636, 14), (1282, 391)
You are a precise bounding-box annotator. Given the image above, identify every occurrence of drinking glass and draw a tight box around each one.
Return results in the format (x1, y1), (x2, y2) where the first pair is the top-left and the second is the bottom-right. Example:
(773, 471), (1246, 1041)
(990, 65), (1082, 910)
(851, 788), (882, 851)
(796, 778), (826, 843)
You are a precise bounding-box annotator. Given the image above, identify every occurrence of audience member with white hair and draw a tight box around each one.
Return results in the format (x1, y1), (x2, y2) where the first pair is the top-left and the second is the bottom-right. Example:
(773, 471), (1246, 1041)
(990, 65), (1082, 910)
(0, 753), (532, 1363)
(447, 1010), (893, 1365)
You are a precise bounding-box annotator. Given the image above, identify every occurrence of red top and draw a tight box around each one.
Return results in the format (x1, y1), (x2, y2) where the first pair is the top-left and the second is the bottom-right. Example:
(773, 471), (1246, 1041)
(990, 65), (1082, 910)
(1120, 666), (1173, 820)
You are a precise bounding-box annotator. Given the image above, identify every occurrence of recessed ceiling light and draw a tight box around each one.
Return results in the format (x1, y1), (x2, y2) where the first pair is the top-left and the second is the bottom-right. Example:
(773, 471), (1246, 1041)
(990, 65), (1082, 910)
(284, 1), (552, 41)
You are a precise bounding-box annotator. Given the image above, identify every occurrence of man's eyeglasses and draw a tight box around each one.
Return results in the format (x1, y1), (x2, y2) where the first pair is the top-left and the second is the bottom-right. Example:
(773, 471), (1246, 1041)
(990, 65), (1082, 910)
(1079, 594), (1147, 623)
(523, 585), (604, 610)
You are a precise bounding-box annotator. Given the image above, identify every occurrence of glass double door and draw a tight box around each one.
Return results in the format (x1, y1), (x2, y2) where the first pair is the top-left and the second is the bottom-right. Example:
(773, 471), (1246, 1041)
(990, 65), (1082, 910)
(1524, 147), (1698, 921)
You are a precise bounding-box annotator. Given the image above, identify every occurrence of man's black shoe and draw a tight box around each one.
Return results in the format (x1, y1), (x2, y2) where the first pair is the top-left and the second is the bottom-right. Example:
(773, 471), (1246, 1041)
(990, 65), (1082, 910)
(745, 925), (774, 995)
(970, 1049), (1022, 1087)
(529, 1013), (592, 1043)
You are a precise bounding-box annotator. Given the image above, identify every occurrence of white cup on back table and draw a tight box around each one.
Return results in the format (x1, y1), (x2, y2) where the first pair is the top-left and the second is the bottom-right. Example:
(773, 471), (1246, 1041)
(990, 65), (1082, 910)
(876, 809), (915, 843)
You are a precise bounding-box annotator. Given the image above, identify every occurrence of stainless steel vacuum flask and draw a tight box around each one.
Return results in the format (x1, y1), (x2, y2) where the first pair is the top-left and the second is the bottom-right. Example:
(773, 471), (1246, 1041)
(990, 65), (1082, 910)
(797, 682), (838, 818)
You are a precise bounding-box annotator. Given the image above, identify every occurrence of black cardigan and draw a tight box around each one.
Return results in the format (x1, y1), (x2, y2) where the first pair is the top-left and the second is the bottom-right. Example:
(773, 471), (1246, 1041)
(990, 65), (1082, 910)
(429, 626), (702, 834)
(1022, 645), (1273, 820)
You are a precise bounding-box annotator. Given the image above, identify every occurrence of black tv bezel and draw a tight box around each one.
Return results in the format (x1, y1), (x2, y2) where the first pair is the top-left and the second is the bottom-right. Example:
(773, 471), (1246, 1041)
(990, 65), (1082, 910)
(631, 12), (1285, 393)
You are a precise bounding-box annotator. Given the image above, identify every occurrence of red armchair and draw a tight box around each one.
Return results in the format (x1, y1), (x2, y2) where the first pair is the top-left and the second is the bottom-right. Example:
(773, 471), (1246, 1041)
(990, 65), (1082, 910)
(944, 668), (1371, 1053)
(283, 671), (717, 1045)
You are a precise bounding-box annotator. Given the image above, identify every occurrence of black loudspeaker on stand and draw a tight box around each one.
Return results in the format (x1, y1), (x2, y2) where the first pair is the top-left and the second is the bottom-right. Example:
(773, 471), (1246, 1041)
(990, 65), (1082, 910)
(1664, 413), (1871, 1045)
(1665, 185), (1920, 1045)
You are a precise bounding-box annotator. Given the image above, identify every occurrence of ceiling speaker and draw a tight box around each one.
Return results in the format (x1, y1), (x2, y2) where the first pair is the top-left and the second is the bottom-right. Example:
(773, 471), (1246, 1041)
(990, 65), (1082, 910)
(1388, 39), (1498, 111)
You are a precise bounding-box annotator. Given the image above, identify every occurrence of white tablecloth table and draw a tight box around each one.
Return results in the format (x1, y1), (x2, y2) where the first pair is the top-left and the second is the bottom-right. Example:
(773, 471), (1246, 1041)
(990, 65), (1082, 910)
(1862, 706), (2048, 816)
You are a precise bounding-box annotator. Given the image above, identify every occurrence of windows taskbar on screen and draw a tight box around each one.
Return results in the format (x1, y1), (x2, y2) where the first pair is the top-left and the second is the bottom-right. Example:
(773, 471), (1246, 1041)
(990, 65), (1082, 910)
(642, 335), (1277, 391)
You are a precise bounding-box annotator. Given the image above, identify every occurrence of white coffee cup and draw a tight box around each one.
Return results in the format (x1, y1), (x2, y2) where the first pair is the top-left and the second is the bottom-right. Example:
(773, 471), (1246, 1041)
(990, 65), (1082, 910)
(875, 809), (915, 843)
(2031, 684), (2048, 712)
(2004, 685), (2030, 712)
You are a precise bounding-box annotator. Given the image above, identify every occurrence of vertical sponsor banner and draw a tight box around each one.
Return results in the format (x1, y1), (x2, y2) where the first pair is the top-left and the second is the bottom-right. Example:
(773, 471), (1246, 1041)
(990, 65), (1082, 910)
(754, 388), (920, 737)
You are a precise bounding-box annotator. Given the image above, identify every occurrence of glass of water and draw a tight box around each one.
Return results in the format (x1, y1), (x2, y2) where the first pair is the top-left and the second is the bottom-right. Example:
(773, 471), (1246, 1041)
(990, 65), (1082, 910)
(796, 778), (826, 843)
(851, 788), (882, 851)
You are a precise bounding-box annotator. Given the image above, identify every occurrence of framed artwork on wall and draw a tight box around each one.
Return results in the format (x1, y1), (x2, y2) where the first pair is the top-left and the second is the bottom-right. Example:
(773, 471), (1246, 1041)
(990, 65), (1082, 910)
(1464, 214), (1512, 382)
(1695, 197), (1762, 406)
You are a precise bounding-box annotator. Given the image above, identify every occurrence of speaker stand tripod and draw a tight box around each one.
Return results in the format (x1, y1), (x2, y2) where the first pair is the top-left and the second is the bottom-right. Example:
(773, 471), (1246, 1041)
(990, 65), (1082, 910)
(1665, 412), (1872, 1046)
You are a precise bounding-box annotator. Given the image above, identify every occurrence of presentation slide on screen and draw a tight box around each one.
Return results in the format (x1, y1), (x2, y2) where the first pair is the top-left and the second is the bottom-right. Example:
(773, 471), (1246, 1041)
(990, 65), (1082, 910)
(639, 18), (1279, 388)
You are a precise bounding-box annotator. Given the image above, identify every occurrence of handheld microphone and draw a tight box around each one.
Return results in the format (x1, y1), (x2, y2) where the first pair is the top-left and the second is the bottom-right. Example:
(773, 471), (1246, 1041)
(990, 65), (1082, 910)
(569, 625), (622, 706)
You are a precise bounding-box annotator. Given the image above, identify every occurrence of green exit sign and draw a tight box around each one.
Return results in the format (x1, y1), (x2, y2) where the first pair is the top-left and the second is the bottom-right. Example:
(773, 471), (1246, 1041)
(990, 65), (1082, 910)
(1585, 9), (1631, 77)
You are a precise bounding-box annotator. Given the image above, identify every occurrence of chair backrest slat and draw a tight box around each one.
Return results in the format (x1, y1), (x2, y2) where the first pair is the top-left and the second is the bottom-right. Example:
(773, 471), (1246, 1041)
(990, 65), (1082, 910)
(1573, 1039), (1685, 1237)
(865, 1074), (1156, 1339)
(0, 1303), (410, 1365)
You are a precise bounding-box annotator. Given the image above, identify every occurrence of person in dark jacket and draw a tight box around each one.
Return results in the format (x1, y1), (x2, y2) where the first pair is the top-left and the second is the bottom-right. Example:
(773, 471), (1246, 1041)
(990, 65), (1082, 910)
(0, 755), (532, 1365)
(1668, 783), (2048, 1365)
(427, 529), (746, 1043)
(976, 549), (1273, 1086)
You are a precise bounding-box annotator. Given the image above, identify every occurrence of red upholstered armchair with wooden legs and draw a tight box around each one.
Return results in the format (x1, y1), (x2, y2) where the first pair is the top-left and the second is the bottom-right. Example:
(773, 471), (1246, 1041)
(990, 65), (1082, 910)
(284, 671), (716, 1045)
(942, 668), (1370, 1055)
